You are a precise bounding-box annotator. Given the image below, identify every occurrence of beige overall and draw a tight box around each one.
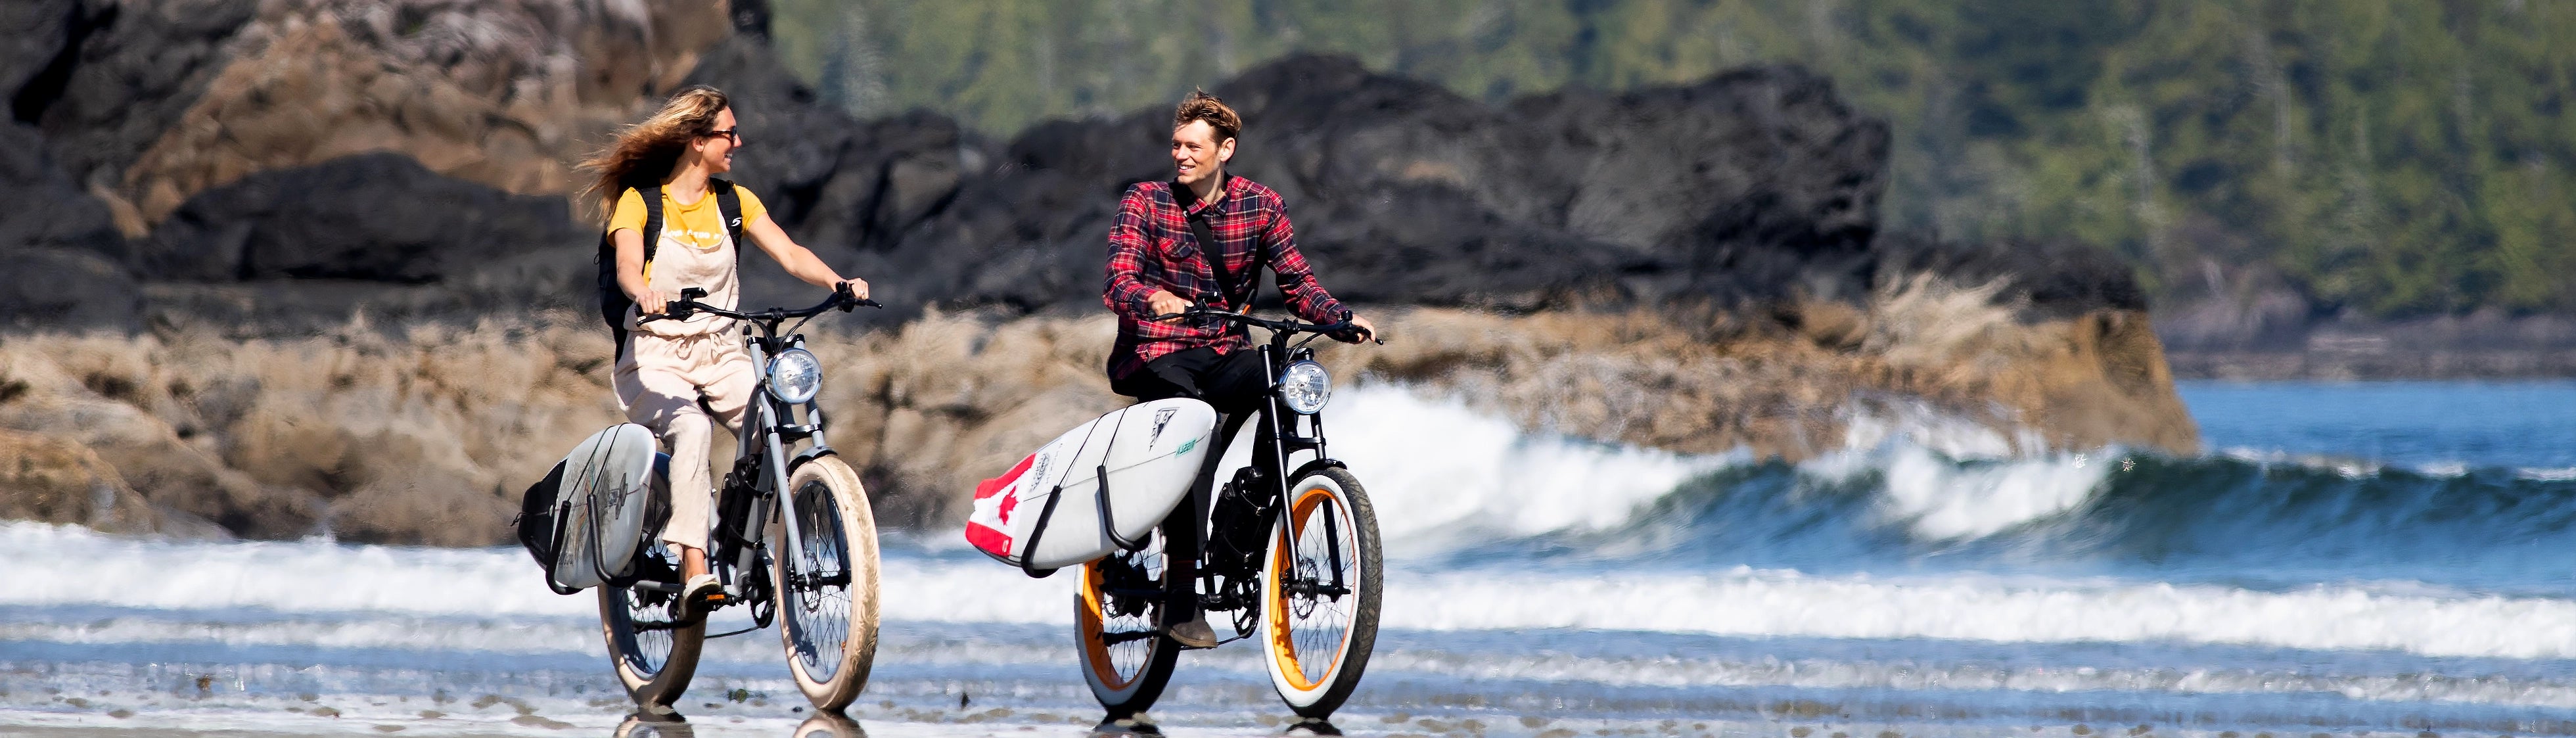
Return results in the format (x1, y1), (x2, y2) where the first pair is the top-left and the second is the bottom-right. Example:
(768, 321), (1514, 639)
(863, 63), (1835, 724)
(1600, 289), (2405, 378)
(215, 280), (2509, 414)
(609, 187), (758, 552)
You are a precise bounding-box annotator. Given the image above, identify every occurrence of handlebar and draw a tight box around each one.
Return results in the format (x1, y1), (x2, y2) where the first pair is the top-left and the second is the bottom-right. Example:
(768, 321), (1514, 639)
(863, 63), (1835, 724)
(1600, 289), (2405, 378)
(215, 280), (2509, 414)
(1149, 308), (1381, 345)
(638, 285), (880, 332)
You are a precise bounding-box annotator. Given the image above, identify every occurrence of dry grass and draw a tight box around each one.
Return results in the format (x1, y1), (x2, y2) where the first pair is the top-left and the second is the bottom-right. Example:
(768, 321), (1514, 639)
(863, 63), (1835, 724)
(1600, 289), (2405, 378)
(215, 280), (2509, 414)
(0, 275), (2197, 543)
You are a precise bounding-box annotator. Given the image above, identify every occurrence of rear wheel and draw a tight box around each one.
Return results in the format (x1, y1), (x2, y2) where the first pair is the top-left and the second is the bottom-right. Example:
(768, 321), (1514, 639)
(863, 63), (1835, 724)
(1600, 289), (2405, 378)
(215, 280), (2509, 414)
(1260, 467), (1382, 718)
(1076, 529), (1180, 718)
(599, 542), (705, 710)
(772, 455), (881, 712)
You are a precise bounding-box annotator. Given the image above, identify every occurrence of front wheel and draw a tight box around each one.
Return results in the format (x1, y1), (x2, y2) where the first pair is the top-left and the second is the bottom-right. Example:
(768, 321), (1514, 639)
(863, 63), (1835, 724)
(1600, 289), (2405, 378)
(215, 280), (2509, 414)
(1260, 466), (1383, 718)
(771, 455), (882, 712)
(599, 543), (706, 710)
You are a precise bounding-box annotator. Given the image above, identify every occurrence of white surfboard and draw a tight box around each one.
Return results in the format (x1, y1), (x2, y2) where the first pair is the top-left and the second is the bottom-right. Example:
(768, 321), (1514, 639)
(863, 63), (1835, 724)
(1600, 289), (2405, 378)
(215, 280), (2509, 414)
(547, 423), (663, 591)
(965, 398), (1219, 570)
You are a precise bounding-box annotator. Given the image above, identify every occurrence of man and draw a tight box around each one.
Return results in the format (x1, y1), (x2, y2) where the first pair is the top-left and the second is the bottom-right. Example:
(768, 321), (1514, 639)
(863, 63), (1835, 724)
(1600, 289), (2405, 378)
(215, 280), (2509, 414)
(1101, 90), (1375, 647)
(1104, 90), (1376, 407)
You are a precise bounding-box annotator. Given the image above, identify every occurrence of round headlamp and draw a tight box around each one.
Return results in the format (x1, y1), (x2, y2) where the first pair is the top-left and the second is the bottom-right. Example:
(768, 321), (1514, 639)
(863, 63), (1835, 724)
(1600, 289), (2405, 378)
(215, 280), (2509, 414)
(768, 348), (823, 405)
(1277, 360), (1331, 415)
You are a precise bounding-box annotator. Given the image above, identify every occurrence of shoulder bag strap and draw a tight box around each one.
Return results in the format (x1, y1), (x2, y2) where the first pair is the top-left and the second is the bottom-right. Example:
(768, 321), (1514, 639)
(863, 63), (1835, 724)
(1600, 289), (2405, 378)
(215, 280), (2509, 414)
(1179, 179), (1264, 311)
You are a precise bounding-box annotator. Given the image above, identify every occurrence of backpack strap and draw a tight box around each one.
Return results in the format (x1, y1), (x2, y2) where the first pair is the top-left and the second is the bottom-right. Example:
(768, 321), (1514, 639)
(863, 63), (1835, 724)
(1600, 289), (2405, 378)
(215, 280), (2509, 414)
(711, 177), (745, 275)
(639, 185), (664, 278)
(606, 186), (668, 359)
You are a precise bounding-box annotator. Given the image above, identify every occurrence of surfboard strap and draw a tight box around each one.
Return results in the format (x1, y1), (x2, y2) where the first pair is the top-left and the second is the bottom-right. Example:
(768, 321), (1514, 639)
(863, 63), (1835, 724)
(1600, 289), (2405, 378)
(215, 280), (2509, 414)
(1015, 407), (1151, 576)
(1095, 463), (1151, 553)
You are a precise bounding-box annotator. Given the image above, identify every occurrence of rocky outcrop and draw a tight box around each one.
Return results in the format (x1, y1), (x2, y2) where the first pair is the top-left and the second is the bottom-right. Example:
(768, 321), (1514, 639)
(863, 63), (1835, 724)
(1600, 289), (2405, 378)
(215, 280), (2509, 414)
(785, 55), (1898, 314)
(0, 5), (2201, 543)
(0, 296), (2194, 542)
(7, 0), (731, 230)
(0, 429), (175, 535)
(141, 152), (588, 283)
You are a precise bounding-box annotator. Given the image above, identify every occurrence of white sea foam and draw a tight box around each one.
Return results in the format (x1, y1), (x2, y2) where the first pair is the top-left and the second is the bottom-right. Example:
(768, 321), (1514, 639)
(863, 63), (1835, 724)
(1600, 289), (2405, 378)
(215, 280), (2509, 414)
(2521, 466), (2576, 481)
(1805, 402), (2112, 540)
(1386, 567), (2576, 659)
(1225, 384), (1736, 555)
(12, 522), (2576, 660)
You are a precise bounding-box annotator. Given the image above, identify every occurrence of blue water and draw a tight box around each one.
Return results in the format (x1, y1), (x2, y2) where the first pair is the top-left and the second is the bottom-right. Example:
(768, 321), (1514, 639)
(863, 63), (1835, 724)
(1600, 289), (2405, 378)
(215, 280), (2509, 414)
(9, 381), (2576, 736)
(2181, 379), (2576, 471)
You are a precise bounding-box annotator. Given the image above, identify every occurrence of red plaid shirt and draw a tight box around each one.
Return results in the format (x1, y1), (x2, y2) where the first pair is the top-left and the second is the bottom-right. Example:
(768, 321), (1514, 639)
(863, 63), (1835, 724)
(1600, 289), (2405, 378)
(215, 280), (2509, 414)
(1103, 176), (1348, 380)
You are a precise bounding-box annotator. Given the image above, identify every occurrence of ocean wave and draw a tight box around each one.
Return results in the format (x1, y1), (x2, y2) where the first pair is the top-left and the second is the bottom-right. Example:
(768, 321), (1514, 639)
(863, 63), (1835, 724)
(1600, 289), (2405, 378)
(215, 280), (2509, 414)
(15, 522), (2576, 660)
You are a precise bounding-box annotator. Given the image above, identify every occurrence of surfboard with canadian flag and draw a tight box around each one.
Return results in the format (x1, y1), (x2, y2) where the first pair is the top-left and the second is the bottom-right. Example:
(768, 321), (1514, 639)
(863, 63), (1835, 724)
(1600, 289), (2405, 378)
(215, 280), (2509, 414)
(963, 398), (1220, 570)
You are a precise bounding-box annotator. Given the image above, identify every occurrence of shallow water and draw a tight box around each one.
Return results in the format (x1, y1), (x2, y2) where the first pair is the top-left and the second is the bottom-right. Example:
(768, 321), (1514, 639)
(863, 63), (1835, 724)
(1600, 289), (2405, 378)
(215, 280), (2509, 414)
(7, 381), (2576, 737)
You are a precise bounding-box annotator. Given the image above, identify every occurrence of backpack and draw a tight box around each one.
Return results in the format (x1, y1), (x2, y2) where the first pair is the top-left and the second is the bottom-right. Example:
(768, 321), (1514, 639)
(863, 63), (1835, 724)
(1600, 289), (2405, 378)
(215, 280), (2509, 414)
(595, 178), (745, 355)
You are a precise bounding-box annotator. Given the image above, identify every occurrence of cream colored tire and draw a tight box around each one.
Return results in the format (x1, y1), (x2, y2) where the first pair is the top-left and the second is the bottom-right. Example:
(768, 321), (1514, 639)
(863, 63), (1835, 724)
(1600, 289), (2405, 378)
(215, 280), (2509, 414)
(599, 547), (706, 710)
(772, 455), (881, 711)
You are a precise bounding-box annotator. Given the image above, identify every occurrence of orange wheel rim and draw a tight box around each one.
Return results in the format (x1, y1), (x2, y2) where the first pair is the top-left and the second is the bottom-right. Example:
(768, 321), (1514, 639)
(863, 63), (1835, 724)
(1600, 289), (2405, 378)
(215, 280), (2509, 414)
(1267, 484), (1352, 692)
(1076, 561), (1139, 690)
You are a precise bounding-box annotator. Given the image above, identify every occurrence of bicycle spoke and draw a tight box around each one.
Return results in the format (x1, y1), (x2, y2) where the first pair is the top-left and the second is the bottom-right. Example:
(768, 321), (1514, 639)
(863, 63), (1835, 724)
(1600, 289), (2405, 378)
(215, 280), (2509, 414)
(785, 480), (851, 681)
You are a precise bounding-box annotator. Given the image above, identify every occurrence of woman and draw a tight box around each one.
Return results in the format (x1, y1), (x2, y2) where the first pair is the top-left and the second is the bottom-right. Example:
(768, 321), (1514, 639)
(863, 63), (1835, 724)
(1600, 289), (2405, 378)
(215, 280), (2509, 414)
(581, 85), (868, 611)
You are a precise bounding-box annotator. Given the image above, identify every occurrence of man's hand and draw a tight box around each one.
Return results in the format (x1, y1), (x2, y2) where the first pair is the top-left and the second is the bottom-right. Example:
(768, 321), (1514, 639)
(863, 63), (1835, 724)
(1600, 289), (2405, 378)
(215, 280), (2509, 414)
(1339, 314), (1380, 344)
(1147, 289), (1193, 321)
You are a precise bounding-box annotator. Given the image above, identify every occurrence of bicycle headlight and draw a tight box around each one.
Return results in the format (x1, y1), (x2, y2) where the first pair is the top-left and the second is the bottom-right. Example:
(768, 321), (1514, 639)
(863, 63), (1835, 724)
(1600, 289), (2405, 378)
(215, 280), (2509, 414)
(768, 348), (823, 404)
(1277, 360), (1331, 415)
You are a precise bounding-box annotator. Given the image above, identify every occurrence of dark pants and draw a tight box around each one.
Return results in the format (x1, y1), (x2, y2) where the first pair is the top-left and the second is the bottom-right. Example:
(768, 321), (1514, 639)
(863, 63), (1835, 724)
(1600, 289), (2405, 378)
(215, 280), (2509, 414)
(1111, 346), (1276, 624)
(1110, 346), (1271, 413)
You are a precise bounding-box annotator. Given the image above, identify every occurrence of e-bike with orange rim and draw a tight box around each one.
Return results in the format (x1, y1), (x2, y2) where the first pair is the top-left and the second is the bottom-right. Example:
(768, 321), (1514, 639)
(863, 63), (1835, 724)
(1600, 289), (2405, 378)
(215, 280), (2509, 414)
(1071, 309), (1383, 720)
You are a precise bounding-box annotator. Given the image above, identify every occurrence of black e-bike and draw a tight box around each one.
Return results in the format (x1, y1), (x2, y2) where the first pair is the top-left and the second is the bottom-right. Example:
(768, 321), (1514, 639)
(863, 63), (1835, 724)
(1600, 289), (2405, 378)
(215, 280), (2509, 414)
(1074, 309), (1386, 721)
(600, 286), (884, 714)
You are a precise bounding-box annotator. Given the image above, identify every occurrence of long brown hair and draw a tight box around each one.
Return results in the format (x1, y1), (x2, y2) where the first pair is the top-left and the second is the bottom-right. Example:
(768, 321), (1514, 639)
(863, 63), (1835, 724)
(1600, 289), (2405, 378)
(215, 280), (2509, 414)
(580, 85), (731, 222)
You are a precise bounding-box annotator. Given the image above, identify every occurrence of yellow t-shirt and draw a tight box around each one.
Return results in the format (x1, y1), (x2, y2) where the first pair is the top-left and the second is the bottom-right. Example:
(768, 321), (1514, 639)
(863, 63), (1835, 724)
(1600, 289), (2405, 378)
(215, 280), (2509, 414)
(608, 183), (768, 336)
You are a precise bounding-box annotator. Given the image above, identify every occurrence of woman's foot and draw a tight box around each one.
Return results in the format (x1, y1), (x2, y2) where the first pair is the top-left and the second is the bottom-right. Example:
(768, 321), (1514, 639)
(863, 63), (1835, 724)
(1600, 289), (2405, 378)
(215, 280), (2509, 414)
(676, 572), (725, 620)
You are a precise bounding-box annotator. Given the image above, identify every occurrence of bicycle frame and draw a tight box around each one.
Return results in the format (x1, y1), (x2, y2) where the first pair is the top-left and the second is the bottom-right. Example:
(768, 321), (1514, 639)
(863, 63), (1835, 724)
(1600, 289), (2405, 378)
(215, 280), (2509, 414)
(633, 288), (875, 626)
(1151, 311), (1364, 626)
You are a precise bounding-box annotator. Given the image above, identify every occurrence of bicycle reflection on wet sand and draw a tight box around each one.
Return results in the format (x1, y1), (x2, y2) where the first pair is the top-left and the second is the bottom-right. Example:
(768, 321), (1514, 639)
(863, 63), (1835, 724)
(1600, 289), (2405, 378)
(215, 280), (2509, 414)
(616, 712), (865, 737)
(612, 711), (1345, 737)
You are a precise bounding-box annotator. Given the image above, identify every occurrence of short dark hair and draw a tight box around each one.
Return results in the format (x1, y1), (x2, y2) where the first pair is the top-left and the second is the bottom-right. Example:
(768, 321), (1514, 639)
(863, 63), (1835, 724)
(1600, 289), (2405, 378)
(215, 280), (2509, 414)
(1173, 89), (1241, 143)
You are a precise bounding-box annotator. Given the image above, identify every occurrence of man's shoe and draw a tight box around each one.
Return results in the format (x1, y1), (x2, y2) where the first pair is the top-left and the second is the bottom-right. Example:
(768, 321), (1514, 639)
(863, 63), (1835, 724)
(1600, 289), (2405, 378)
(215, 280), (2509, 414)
(1166, 617), (1218, 649)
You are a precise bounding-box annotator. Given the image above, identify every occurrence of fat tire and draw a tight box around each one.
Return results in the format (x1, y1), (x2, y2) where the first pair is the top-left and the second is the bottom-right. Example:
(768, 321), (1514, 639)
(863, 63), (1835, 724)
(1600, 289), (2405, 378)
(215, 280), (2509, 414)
(773, 455), (882, 712)
(599, 556), (706, 710)
(1260, 467), (1382, 718)
(1076, 530), (1180, 718)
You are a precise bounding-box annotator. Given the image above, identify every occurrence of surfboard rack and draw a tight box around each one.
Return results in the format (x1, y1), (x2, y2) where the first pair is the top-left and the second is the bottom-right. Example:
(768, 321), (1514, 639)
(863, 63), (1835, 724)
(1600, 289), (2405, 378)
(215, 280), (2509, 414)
(1013, 413), (1155, 578)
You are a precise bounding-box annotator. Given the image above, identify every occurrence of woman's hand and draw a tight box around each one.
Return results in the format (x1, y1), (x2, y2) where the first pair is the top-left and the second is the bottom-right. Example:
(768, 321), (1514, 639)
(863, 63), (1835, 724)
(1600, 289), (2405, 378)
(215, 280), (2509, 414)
(837, 278), (869, 301)
(635, 288), (671, 316)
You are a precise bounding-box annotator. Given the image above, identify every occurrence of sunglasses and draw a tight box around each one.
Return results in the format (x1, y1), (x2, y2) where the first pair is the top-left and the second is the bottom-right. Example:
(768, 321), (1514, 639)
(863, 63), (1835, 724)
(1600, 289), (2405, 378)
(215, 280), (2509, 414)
(705, 127), (742, 144)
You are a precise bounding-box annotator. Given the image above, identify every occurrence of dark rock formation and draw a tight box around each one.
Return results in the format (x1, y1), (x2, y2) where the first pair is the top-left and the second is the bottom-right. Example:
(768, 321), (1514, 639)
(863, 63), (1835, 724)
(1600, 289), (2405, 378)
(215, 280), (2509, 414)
(0, 248), (137, 331)
(0, 120), (129, 330)
(681, 50), (1918, 318)
(143, 152), (587, 284)
(15, 0), (260, 189)
(0, 11), (2146, 334)
(1874, 233), (2150, 320)
(0, 122), (118, 253)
